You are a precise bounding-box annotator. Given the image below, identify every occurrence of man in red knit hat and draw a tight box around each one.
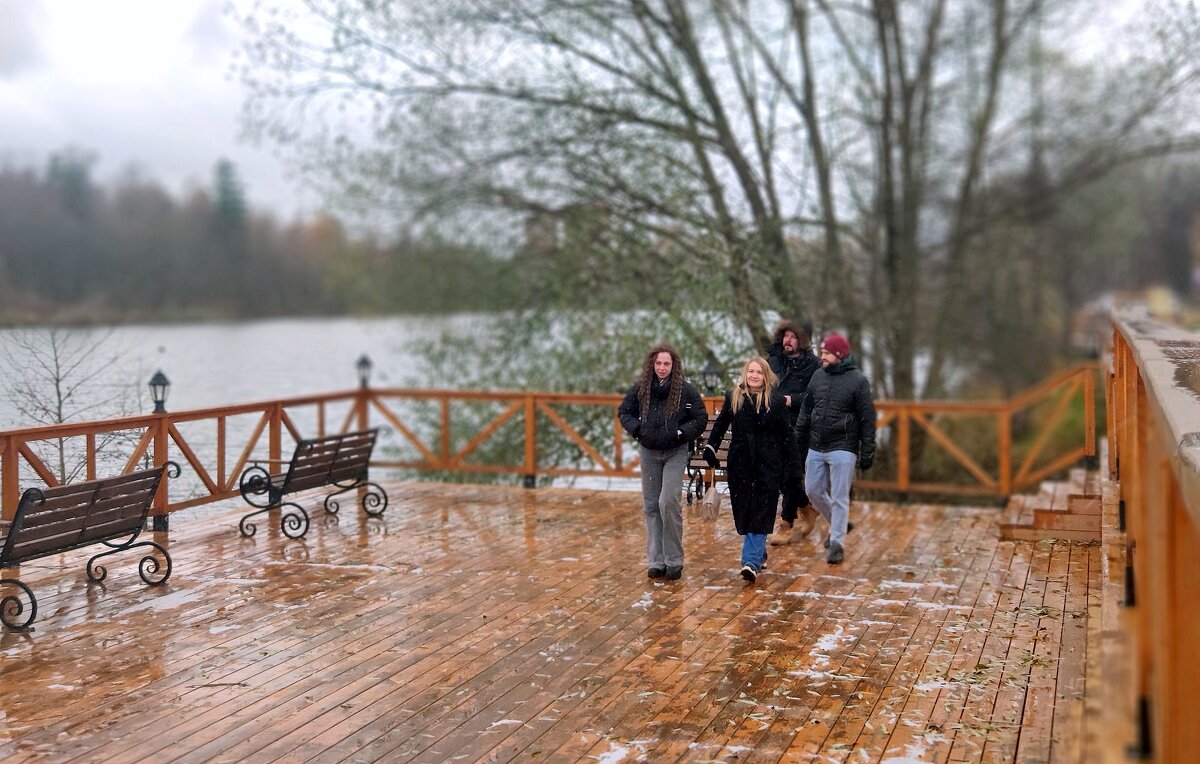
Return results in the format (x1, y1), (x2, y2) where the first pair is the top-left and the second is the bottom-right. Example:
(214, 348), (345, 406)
(794, 333), (876, 564)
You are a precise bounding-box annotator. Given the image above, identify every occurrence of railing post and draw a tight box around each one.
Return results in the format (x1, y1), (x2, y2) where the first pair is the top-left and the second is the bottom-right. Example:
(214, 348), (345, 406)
(523, 395), (537, 488)
(440, 398), (451, 468)
(896, 410), (910, 494)
(269, 403), (283, 467)
(152, 413), (170, 532)
(1083, 369), (1097, 468)
(614, 409), (623, 471)
(998, 409), (1012, 498)
(1, 435), (16, 523)
(357, 389), (370, 432)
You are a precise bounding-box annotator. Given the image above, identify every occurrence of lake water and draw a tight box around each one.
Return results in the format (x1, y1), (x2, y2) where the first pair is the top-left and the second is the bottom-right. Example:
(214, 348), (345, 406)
(0, 314), (641, 494)
(0, 315), (474, 428)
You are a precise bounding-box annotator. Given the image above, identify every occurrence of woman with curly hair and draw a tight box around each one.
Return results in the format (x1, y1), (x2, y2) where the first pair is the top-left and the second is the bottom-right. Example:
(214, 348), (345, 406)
(619, 343), (707, 581)
(703, 357), (801, 583)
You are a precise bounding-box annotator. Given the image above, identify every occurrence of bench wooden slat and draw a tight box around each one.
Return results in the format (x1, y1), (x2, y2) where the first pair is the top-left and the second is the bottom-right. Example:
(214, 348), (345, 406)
(1, 466), (167, 569)
(9, 507), (144, 554)
(17, 486), (157, 532)
(685, 411), (729, 485)
(281, 430), (377, 495)
(328, 465), (367, 484)
(237, 429), (385, 541)
(9, 518), (142, 562)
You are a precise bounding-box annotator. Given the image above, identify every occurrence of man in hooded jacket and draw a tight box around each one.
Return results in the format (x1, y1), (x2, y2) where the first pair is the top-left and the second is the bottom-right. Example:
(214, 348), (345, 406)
(766, 320), (821, 545)
(795, 333), (876, 564)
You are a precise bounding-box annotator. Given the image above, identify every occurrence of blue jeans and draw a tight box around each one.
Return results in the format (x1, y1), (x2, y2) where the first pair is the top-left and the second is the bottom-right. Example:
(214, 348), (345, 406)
(805, 449), (857, 546)
(638, 444), (688, 567)
(741, 533), (767, 570)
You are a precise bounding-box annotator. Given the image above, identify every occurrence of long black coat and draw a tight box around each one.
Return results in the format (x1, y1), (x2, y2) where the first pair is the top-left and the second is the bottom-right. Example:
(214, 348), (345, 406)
(767, 344), (820, 423)
(706, 390), (801, 535)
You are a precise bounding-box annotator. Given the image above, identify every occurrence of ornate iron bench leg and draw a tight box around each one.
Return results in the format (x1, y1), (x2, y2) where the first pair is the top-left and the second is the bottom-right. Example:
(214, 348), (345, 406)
(133, 540), (172, 585)
(87, 541), (172, 585)
(240, 504), (276, 537)
(323, 484), (352, 515)
(361, 481), (388, 517)
(1, 578), (37, 631)
(279, 501), (310, 539)
(324, 481), (388, 517)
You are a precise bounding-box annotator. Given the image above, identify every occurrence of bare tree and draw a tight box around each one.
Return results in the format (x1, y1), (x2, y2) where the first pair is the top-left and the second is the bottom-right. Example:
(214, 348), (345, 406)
(236, 0), (1200, 393)
(0, 328), (140, 482)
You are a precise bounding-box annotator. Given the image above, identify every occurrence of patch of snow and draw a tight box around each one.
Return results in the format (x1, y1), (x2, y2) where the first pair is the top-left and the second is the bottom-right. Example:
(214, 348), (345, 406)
(784, 591), (862, 600)
(913, 678), (961, 691)
(815, 625), (854, 652)
(881, 740), (934, 763)
(912, 602), (971, 612)
(595, 743), (632, 764)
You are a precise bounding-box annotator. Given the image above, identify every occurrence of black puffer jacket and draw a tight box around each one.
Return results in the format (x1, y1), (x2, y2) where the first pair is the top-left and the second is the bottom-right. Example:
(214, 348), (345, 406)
(767, 344), (820, 422)
(795, 357), (876, 464)
(619, 378), (707, 450)
(707, 390), (801, 535)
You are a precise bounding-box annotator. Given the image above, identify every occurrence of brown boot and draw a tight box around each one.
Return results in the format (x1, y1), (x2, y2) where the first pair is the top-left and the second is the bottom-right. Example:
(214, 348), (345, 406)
(793, 507), (816, 540)
(769, 520), (794, 545)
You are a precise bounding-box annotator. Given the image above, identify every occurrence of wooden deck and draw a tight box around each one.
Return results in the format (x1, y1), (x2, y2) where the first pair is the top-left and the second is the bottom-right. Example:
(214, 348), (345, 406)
(0, 481), (1098, 763)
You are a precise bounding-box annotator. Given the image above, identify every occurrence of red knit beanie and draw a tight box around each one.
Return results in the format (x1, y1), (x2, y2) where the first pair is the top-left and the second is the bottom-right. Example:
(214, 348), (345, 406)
(821, 333), (850, 360)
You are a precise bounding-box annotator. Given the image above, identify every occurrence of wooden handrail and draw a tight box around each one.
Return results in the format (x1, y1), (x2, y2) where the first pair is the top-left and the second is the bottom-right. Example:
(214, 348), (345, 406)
(0, 366), (1097, 520)
(1103, 309), (1200, 762)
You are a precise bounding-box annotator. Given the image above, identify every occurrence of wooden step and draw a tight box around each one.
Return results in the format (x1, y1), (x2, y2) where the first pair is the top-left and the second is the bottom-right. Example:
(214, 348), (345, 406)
(1032, 508), (1100, 532)
(1067, 494), (1102, 515)
(1003, 525), (1101, 542)
(998, 470), (1103, 541)
(999, 495), (1033, 527)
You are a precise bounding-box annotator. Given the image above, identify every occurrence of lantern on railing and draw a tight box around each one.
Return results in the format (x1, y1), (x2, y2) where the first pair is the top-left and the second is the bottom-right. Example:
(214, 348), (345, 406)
(148, 370), (170, 413)
(356, 354), (373, 389)
(700, 357), (724, 396)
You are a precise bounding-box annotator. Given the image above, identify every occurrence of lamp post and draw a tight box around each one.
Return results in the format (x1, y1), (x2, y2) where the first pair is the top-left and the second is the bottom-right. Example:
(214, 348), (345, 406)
(147, 370), (171, 533)
(148, 370), (170, 413)
(700, 357), (724, 396)
(356, 354), (373, 389)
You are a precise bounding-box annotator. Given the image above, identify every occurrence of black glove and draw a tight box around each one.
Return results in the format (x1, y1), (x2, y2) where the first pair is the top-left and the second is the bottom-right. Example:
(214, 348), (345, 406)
(858, 454), (873, 471)
(703, 445), (720, 469)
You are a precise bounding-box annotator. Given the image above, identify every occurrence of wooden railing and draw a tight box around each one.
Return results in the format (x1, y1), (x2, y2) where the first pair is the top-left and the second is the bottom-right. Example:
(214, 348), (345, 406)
(1104, 310), (1200, 762)
(859, 363), (1097, 497)
(0, 365), (1096, 521)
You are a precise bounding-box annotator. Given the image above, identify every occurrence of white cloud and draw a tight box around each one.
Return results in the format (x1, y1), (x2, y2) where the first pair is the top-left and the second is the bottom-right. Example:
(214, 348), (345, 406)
(0, 0), (46, 77)
(0, 0), (314, 218)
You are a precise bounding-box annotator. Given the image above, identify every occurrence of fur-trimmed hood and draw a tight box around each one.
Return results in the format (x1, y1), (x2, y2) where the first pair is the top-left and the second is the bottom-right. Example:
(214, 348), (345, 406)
(771, 319), (811, 350)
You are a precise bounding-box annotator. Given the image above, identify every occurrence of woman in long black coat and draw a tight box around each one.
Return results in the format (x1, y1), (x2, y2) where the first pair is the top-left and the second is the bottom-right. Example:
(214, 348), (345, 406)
(703, 357), (801, 583)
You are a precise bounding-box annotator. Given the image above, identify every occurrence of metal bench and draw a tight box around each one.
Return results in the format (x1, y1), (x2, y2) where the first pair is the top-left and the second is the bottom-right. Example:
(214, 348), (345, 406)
(685, 410), (728, 503)
(0, 462), (178, 631)
(237, 428), (388, 540)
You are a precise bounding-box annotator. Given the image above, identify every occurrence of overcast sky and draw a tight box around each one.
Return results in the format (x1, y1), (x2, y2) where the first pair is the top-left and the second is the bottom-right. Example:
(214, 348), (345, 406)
(0, 0), (316, 219)
(0, 0), (1148, 225)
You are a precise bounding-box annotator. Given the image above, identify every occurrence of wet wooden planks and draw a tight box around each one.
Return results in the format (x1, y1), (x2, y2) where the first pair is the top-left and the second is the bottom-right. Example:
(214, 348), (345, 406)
(0, 482), (1098, 762)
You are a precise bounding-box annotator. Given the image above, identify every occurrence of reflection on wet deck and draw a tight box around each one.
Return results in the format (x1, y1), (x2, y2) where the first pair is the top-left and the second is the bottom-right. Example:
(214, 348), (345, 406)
(0, 482), (1095, 762)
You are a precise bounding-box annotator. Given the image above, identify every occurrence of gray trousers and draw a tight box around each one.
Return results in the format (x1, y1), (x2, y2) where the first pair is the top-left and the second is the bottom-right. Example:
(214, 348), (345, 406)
(638, 443), (688, 567)
(805, 449), (857, 546)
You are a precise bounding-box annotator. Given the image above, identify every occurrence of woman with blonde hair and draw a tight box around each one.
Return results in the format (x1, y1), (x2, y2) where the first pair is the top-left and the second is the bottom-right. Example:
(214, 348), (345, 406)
(703, 357), (801, 583)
